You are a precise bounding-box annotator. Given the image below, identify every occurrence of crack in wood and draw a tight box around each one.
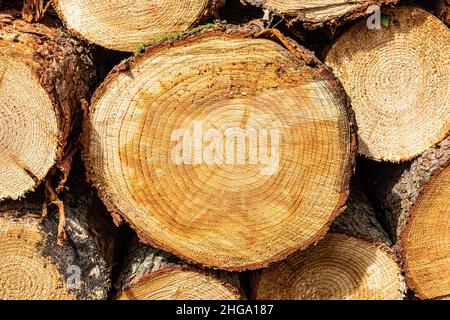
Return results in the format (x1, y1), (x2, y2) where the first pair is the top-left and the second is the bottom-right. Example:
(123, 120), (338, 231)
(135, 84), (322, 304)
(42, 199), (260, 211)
(2, 150), (41, 185)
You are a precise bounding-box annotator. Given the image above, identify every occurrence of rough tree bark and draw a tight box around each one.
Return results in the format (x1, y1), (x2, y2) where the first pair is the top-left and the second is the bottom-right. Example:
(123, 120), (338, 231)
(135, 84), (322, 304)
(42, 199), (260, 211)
(82, 24), (356, 271)
(325, 6), (449, 162)
(242, 0), (399, 29)
(0, 171), (115, 300)
(436, 0), (450, 24)
(331, 179), (392, 244)
(253, 179), (406, 300)
(0, 11), (96, 201)
(52, 0), (225, 52)
(116, 240), (242, 300)
(361, 135), (450, 299)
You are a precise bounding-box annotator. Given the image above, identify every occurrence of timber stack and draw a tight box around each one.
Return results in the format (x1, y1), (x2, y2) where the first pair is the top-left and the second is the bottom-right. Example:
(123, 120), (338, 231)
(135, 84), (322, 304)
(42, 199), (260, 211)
(0, 0), (448, 300)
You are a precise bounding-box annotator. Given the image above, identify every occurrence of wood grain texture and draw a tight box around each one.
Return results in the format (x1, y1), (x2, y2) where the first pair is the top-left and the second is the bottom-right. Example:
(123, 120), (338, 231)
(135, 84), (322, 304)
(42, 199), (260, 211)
(83, 26), (356, 270)
(116, 240), (242, 300)
(362, 136), (450, 241)
(401, 163), (450, 299)
(0, 188), (115, 300)
(362, 135), (450, 299)
(253, 181), (405, 300)
(325, 7), (449, 161)
(53, 0), (225, 52)
(243, 0), (398, 28)
(254, 233), (405, 300)
(0, 12), (95, 200)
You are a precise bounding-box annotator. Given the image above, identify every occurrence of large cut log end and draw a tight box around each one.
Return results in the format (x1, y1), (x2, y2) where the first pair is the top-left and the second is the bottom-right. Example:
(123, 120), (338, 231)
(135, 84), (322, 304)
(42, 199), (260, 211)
(83, 28), (356, 270)
(325, 7), (450, 162)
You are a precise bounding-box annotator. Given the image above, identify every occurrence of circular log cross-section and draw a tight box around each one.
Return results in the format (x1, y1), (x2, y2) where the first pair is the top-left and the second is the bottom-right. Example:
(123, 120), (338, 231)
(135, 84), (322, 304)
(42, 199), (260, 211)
(0, 215), (74, 300)
(255, 233), (405, 300)
(116, 243), (241, 300)
(117, 269), (241, 300)
(401, 164), (450, 300)
(0, 16), (95, 200)
(0, 195), (113, 300)
(325, 7), (449, 161)
(53, 0), (223, 52)
(84, 30), (355, 270)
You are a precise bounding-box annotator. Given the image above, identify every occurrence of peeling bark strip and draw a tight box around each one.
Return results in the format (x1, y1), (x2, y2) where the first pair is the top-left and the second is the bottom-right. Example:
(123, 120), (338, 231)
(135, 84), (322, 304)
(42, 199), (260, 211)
(0, 189), (115, 300)
(242, 0), (399, 28)
(325, 7), (450, 162)
(116, 240), (242, 300)
(52, 0), (225, 52)
(0, 12), (96, 201)
(82, 24), (356, 271)
(361, 135), (450, 300)
(252, 180), (405, 300)
(22, 0), (45, 22)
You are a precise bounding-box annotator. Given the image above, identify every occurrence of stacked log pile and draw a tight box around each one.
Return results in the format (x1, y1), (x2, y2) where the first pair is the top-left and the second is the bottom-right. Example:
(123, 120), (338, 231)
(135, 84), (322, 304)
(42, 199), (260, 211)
(0, 0), (448, 300)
